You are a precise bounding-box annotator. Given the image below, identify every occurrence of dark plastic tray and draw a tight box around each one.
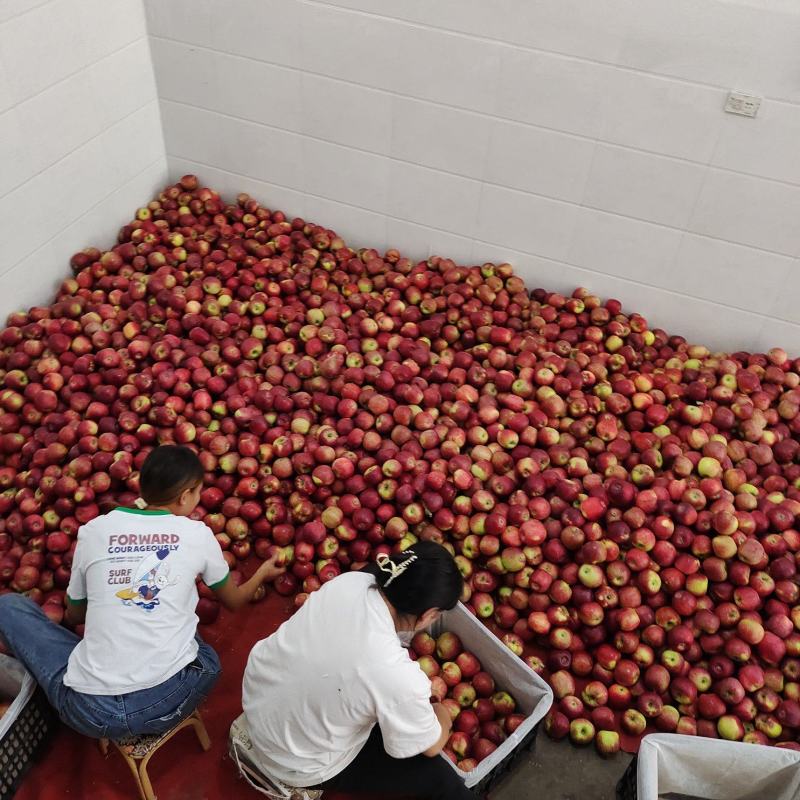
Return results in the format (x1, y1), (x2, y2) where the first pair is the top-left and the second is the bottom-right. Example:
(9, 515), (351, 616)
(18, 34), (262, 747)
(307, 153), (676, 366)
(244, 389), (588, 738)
(0, 686), (57, 800)
(431, 604), (553, 792)
(616, 753), (638, 800)
(475, 719), (541, 794)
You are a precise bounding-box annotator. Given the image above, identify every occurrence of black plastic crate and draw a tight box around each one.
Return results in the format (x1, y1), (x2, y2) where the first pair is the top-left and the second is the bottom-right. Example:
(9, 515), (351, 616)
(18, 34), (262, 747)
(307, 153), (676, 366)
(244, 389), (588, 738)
(431, 604), (553, 793)
(475, 718), (541, 795)
(0, 686), (57, 800)
(615, 753), (638, 800)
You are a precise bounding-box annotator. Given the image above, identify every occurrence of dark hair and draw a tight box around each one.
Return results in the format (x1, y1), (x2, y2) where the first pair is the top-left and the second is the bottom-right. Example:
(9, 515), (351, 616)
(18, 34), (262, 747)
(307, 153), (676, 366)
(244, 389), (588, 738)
(365, 541), (463, 616)
(140, 445), (204, 506)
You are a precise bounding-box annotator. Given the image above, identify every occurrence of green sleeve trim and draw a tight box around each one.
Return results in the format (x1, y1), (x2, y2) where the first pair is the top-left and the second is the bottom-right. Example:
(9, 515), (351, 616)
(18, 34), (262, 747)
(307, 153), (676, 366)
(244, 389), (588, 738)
(208, 572), (230, 591)
(114, 507), (171, 516)
(67, 595), (88, 605)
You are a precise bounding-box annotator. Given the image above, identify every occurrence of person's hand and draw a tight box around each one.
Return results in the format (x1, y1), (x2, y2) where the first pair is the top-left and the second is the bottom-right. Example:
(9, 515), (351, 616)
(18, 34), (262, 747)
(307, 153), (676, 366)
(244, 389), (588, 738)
(256, 551), (287, 583)
(250, 584), (266, 603)
(432, 702), (453, 735)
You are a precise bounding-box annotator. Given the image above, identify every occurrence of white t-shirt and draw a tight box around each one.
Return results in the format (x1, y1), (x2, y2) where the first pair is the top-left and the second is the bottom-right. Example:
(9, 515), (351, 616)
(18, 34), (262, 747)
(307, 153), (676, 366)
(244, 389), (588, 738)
(242, 571), (441, 787)
(64, 508), (229, 695)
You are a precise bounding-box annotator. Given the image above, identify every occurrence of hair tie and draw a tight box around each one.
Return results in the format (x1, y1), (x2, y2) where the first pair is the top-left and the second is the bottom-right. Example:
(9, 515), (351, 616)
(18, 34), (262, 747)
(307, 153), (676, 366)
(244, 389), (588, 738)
(376, 551), (418, 587)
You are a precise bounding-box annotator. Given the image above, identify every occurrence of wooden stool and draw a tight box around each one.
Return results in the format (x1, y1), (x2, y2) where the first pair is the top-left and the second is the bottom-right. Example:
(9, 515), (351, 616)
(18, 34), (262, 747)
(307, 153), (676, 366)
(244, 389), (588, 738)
(99, 709), (211, 800)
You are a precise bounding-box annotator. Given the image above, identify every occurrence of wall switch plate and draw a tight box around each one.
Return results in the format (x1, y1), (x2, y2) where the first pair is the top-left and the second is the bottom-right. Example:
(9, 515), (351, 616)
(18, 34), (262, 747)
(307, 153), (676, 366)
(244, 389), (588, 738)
(724, 92), (761, 118)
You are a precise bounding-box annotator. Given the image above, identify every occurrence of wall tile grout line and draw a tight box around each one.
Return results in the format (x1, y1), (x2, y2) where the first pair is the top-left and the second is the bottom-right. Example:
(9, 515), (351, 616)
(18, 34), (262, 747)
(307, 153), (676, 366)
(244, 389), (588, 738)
(300, 0), (800, 107)
(467, 101), (496, 245)
(673, 85), (735, 284)
(0, 155), (167, 281)
(1, 0), (168, 325)
(0, 34), (146, 115)
(167, 154), (800, 330)
(147, 36), (800, 191)
(0, 96), (160, 203)
(158, 98), (800, 262)
(0, 0), (51, 25)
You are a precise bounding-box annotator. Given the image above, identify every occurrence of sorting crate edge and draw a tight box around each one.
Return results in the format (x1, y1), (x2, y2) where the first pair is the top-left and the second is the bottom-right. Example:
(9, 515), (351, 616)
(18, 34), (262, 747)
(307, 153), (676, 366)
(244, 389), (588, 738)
(615, 753), (638, 800)
(0, 685), (57, 800)
(430, 603), (553, 792)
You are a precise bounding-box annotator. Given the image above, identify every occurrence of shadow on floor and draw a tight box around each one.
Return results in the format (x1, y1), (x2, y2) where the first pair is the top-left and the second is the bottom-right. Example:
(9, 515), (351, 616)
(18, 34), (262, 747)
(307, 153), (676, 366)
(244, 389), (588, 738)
(491, 734), (632, 800)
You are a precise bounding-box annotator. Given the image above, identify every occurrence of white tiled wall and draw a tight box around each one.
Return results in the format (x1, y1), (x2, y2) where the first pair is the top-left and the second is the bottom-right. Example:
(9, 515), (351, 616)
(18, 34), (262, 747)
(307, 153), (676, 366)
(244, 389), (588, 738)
(142, 1), (799, 352)
(0, 0), (167, 321)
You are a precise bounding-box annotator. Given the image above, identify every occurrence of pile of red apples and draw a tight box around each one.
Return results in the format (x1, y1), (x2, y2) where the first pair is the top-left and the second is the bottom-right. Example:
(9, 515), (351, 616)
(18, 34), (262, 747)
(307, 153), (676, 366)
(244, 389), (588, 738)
(411, 630), (527, 770)
(0, 175), (798, 757)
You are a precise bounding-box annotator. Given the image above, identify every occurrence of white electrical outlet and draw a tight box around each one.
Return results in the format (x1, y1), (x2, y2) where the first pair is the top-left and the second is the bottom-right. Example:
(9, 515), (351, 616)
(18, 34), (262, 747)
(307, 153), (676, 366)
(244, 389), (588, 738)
(724, 92), (761, 118)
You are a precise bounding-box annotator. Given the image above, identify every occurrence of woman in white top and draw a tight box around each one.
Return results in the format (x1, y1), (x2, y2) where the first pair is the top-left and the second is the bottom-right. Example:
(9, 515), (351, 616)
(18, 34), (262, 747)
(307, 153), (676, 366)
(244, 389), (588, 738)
(240, 541), (476, 799)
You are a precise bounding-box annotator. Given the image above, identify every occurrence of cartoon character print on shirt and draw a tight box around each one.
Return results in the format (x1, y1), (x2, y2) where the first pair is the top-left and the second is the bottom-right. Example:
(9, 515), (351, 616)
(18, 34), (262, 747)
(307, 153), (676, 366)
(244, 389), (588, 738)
(115, 548), (181, 612)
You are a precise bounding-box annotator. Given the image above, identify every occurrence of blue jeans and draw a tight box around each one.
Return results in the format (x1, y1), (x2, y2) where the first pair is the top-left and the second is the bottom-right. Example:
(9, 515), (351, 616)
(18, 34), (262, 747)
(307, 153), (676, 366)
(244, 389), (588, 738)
(0, 593), (220, 739)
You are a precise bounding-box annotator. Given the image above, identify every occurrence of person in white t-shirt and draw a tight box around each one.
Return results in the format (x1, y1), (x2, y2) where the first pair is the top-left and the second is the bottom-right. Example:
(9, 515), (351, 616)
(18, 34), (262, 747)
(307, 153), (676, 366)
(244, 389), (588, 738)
(0, 445), (284, 740)
(238, 541), (477, 800)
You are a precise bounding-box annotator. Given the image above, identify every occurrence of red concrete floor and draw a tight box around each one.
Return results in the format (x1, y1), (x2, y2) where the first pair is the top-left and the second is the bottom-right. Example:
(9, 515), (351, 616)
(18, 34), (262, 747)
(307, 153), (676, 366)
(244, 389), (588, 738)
(15, 591), (368, 800)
